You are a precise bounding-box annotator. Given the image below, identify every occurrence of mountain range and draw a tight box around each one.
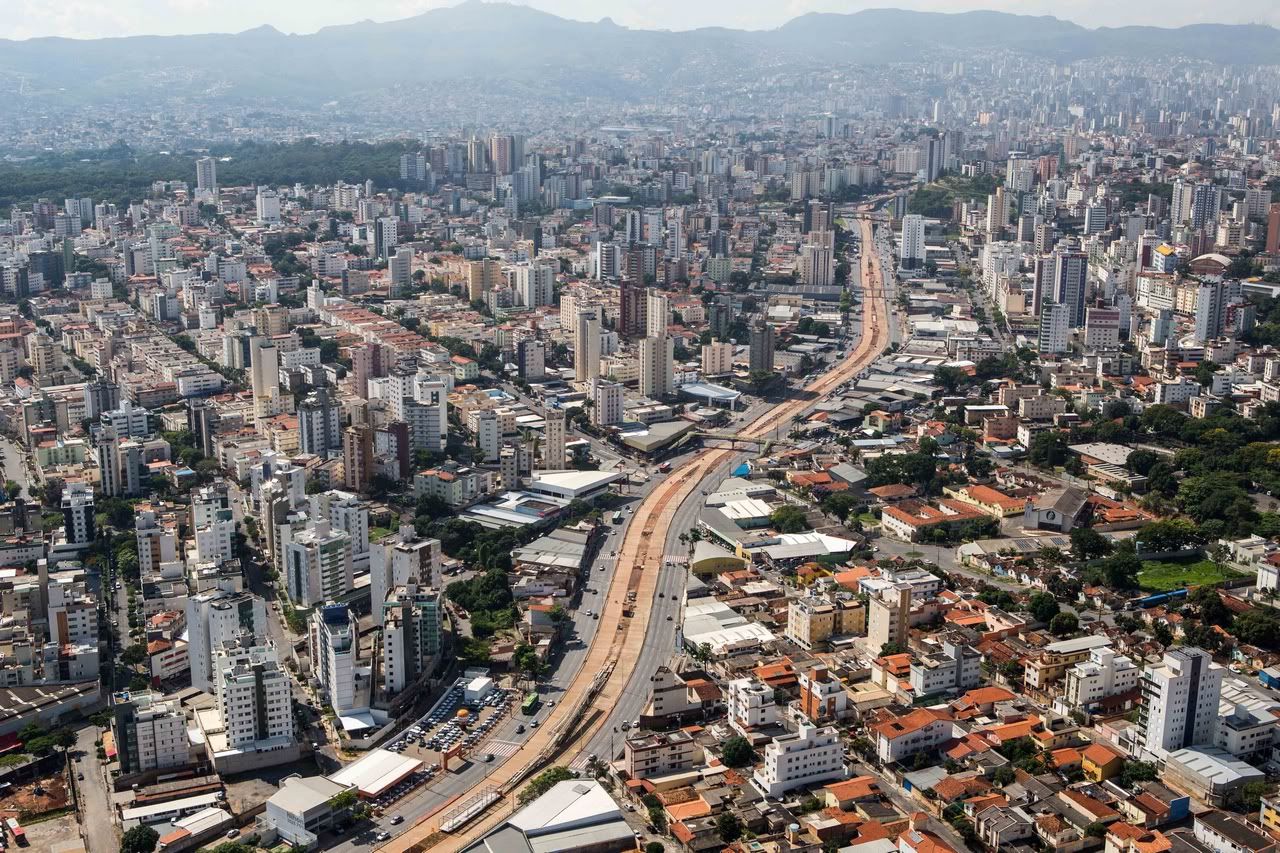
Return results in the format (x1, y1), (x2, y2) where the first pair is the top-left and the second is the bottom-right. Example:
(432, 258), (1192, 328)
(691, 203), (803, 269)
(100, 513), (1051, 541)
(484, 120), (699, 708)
(0, 2), (1277, 103)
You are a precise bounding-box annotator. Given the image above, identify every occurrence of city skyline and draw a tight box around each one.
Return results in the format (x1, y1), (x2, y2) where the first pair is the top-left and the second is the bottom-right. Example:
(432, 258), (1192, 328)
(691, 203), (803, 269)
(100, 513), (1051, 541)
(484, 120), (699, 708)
(4, 0), (1280, 41)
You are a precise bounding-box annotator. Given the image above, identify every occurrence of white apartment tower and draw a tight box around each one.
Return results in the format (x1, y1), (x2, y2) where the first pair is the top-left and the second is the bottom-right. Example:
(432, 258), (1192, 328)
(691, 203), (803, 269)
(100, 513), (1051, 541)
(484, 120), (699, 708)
(639, 335), (675, 399)
(1138, 647), (1224, 759)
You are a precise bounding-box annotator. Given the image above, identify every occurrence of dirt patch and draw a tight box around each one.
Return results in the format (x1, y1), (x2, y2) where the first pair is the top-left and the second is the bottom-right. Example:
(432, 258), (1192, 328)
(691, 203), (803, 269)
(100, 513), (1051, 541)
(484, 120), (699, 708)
(0, 770), (70, 820)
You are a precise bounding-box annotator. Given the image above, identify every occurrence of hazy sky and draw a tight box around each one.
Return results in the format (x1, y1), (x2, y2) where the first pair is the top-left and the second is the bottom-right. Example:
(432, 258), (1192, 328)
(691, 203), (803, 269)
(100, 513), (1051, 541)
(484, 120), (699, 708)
(3, 0), (1279, 40)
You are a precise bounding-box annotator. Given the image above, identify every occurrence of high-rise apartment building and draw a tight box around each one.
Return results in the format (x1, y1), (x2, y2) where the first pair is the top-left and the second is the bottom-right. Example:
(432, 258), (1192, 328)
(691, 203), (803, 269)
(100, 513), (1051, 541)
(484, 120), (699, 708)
(639, 335), (675, 399)
(575, 308), (601, 383)
(195, 157), (218, 194)
(285, 521), (354, 608)
(467, 259), (502, 302)
(749, 320), (775, 374)
(1138, 647), (1223, 759)
(308, 605), (359, 713)
(112, 690), (190, 775)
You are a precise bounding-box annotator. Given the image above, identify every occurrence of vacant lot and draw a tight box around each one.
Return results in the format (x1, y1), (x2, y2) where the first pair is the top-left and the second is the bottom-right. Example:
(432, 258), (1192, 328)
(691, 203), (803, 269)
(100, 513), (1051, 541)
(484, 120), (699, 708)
(1137, 559), (1247, 592)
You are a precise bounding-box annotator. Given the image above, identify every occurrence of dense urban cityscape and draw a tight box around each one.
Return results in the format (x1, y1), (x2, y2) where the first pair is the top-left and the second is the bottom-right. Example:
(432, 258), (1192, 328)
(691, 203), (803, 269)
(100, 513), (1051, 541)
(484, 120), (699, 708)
(6, 4), (1280, 853)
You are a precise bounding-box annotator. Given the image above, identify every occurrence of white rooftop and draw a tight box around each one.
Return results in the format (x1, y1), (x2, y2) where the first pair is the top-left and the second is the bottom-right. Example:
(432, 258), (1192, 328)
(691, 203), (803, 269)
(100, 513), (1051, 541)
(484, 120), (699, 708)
(527, 469), (624, 498)
(328, 748), (423, 797)
(509, 780), (621, 835)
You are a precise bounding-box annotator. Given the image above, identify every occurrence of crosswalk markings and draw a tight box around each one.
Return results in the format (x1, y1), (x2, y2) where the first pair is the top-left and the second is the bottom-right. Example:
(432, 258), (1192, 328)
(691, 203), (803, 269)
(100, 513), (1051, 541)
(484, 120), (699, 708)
(482, 739), (521, 759)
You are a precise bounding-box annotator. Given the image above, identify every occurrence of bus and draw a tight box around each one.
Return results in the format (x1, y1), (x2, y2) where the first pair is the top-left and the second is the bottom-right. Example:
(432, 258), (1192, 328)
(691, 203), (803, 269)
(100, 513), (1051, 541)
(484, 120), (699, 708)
(6, 817), (24, 845)
(521, 693), (540, 715)
(611, 510), (623, 525)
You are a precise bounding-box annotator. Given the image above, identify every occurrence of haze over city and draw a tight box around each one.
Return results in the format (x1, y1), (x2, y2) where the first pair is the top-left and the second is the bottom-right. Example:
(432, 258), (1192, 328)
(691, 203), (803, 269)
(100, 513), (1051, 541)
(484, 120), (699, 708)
(4, 4), (1280, 853)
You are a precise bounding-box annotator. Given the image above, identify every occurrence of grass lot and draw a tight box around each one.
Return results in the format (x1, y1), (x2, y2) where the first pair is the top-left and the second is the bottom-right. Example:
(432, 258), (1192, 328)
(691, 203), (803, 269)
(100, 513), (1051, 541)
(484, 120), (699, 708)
(1137, 559), (1247, 592)
(370, 526), (396, 542)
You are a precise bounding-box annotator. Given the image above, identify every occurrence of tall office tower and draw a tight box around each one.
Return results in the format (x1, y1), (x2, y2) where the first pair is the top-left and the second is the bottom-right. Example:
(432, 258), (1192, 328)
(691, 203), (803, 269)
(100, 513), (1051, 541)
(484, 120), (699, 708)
(195, 157), (218, 193)
(381, 584), (442, 698)
(1051, 246), (1089, 328)
(488, 133), (522, 175)
(186, 590), (267, 693)
(543, 408), (566, 470)
(1037, 302), (1070, 354)
(749, 319), (775, 373)
(590, 378), (624, 427)
(467, 137), (489, 173)
(374, 216), (399, 259)
(800, 242), (835, 285)
(1083, 204), (1108, 235)
(514, 262), (555, 308)
(388, 247), (412, 297)
(83, 378), (120, 420)
(255, 187), (281, 224)
(1193, 281), (1228, 344)
(298, 389), (342, 458)
(898, 214), (926, 269)
(639, 335), (675, 399)
(250, 338), (282, 425)
(516, 338), (545, 381)
(574, 308), (601, 383)
(1267, 203), (1280, 255)
(213, 639), (294, 751)
(1138, 647), (1223, 759)
(645, 289), (670, 338)
(467, 258), (502, 302)
(343, 423), (374, 491)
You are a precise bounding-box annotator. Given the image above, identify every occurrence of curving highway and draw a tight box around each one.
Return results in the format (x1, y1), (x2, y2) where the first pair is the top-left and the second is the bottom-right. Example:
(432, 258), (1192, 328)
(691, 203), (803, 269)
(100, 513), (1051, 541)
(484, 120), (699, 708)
(383, 210), (893, 852)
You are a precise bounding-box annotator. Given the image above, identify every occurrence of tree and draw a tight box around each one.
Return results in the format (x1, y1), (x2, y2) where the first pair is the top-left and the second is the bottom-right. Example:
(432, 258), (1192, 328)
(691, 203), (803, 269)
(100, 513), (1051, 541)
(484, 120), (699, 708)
(519, 766), (574, 804)
(720, 736), (755, 768)
(880, 641), (908, 657)
(770, 505), (810, 534)
(645, 843), (665, 853)
(933, 365), (968, 395)
(1233, 608), (1280, 648)
(1049, 612), (1079, 636)
(1027, 592), (1061, 624)
(1119, 760), (1158, 790)
(327, 789), (358, 812)
(821, 492), (860, 521)
(120, 644), (148, 667)
(717, 813), (742, 843)
(120, 825), (160, 853)
(1085, 821), (1108, 838)
(1069, 527), (1111, 561)
(1028, 432), (1069, 469)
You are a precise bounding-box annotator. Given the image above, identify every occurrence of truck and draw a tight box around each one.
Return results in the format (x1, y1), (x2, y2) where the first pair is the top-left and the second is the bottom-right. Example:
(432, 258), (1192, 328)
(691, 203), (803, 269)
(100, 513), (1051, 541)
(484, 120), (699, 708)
(657, 462), (672, 473)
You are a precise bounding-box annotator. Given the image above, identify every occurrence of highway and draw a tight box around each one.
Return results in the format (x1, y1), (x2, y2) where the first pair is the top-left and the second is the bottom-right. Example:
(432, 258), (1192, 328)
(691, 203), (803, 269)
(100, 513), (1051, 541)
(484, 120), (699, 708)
(375, 209), (893, 852)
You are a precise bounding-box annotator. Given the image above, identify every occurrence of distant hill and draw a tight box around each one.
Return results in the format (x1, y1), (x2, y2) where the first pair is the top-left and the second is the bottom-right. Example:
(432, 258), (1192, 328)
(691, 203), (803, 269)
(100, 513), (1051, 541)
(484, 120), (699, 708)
(0, 2), (1276, 102)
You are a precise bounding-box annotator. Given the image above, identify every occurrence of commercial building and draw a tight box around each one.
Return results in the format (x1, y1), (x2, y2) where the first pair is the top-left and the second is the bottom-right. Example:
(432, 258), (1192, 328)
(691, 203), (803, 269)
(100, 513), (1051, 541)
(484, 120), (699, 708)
(262, 775), (356, 849)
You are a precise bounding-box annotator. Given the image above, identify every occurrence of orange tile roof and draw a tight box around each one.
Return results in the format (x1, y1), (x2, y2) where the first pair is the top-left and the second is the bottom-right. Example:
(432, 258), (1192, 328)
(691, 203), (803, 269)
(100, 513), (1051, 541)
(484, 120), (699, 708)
(872, 708), (952, 740)
(1082, 742), (1123, 766)
(823, 775), (880, 801)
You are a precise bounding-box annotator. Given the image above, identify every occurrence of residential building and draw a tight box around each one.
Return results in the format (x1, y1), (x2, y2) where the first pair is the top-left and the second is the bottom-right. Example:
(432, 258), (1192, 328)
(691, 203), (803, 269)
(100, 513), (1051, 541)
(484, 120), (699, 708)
(797, 665), (848, 724)
(623, 729), (701, 779)
(1063, 647), (1140, 713)
(213, 639), (294, 752)
(112, 690), (190, 775)
(752, 723), (844, 798)
(1139, 647), (1224, 759)
(727, 677), (779, 735)
(284, 522), (354, 608)
(909, 638), (981, 697)
(308, 605), (358, 713)
(185, 590), (266, 694)
(871, 708), (953, 765)
(866, 583), (911, 653)
(381, 584), (442, 697)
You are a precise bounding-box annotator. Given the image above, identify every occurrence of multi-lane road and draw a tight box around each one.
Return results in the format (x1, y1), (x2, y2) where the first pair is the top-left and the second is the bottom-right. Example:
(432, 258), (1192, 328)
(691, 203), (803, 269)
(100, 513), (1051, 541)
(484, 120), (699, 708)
(378, 210), (894, 851)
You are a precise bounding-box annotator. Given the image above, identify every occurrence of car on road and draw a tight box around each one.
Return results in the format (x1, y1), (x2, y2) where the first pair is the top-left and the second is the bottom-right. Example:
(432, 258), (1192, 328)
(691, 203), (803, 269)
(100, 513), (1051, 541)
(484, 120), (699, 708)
(516, 724), (525, 734)
(390, 815), (404, 825)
